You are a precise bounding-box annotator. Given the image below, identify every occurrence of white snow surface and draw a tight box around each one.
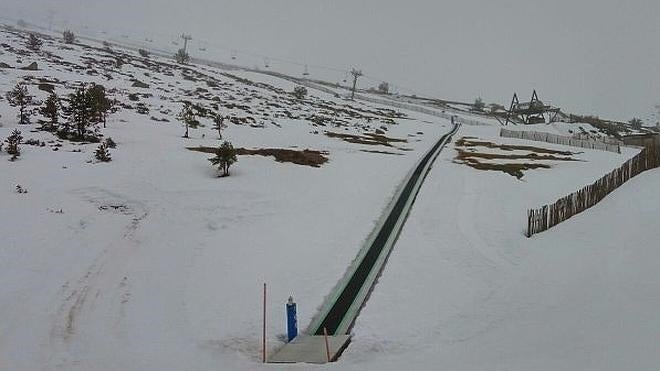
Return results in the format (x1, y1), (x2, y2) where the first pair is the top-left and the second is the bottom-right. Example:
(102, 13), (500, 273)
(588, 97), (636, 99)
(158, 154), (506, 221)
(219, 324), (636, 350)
(1, 28), (659, 370)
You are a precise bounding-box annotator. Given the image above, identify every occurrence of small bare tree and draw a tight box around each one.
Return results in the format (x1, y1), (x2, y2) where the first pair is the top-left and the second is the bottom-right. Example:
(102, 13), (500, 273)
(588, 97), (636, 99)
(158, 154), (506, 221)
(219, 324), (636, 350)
(212, 113), (227, 139)
(177, 103), (195, 138)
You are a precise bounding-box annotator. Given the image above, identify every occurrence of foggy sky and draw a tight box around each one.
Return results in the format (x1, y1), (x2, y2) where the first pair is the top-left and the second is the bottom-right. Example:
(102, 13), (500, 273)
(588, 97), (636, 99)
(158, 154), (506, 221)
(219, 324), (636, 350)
(2, 0), (659, 122)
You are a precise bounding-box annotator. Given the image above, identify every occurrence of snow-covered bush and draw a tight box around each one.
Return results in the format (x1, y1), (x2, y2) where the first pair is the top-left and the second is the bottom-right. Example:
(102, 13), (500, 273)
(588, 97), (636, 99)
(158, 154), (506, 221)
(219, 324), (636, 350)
(94, 142), (111, 162)
(104, 137), (117, 149)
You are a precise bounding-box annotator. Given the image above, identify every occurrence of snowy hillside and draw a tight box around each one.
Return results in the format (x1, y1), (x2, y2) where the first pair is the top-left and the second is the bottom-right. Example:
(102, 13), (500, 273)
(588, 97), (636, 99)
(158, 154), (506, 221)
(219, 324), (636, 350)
(1, 26), (659, 371)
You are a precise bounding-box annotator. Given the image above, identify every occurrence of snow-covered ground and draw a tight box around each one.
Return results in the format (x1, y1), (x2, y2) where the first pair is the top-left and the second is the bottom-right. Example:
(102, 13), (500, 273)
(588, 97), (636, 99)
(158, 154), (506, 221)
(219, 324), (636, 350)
(1, 27), (659, 370)
(343, 139), (660, 371)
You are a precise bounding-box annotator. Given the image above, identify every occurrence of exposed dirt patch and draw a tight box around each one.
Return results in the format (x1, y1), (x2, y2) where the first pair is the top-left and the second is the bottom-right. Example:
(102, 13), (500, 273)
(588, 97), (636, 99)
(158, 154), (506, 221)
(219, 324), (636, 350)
(325, 131), (407, 147)
(188, 146), (329, 167)
(456, 137), (578, 156)
(454, 136), (581, 179)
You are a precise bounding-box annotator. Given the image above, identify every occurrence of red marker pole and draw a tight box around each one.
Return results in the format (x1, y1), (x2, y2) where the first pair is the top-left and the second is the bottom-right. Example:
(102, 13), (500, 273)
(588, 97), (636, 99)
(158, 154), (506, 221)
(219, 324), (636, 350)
(262, 283), (267, 363)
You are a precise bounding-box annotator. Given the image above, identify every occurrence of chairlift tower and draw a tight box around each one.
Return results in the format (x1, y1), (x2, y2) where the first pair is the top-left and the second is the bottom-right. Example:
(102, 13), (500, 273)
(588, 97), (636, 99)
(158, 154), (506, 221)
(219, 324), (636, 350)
(503, 90), (560, 126)
(350, 68), (363, 101)
(180, 34), (192, 54)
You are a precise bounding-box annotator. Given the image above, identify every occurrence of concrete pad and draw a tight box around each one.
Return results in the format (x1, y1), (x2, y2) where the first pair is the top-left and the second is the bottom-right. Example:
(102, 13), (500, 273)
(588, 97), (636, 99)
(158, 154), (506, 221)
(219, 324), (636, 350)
(268, 335), (351, 364)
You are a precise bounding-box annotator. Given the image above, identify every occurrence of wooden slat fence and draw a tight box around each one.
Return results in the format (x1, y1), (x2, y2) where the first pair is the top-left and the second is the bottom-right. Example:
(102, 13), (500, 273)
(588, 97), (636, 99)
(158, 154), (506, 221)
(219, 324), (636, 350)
(501, 128), (621, 153)
(526, 146), (659, 237)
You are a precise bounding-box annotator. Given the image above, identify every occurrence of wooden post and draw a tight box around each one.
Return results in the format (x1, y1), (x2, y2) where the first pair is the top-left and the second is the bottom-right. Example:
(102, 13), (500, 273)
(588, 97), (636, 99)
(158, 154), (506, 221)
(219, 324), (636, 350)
(262, 283), (267, 363)
(323, 327), (331, 363)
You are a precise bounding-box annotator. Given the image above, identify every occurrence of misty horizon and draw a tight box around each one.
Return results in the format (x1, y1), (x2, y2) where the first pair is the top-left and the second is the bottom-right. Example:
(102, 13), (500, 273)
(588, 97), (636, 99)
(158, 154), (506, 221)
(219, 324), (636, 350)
(2, 0), (659, 123)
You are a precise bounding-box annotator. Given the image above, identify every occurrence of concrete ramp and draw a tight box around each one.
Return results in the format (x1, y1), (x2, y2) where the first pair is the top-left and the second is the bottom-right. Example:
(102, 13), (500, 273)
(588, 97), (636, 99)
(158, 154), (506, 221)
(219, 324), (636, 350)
(268, 335), (351, 364)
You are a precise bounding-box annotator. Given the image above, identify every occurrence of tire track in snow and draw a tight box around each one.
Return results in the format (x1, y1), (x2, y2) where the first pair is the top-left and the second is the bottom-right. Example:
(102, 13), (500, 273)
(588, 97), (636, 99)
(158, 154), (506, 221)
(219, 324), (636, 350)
(50, 188), (149, 348)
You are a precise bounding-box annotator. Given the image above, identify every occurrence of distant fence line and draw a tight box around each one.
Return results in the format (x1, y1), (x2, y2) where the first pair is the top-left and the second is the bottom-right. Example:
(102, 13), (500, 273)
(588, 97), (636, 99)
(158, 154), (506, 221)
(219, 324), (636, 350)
(526, 146), (659, 237)
(500, 128), (621, 154)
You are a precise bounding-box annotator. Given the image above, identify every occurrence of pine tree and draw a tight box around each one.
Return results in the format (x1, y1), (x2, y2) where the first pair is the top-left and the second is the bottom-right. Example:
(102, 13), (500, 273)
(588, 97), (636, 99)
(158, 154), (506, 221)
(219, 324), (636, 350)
(5, 129), (23, 161)
(209, 141), (238, 177)
(177, 103), (195, 138)
(41, 93), (59, 131)
(6, 83), (32, 125)
(27, 33), (43, 51)
(66, 86), (95, 141)
(212, 113), (227, 139)
(94, 142), (111, 162)
(87, 84), (113, 128)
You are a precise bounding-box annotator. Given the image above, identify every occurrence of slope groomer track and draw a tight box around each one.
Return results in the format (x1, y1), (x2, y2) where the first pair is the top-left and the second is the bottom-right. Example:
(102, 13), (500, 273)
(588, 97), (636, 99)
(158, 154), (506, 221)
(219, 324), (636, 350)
(270, 118), (460, 363)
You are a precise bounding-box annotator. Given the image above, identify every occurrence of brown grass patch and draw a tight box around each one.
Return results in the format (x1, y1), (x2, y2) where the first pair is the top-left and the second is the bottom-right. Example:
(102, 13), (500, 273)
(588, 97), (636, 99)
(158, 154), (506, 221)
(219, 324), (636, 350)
(188, 146), (329, 167)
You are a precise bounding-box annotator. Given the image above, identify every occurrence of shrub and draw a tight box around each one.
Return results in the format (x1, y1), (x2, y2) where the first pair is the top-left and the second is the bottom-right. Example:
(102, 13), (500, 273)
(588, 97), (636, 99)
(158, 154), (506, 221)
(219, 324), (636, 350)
(292, 86), (307, 100)
(27, 33), (43, 51)
(94, 142), (111, 162)
(63, 30), (75, 44)
(377, 81), (390, 94)
(104, 137), (117, 149)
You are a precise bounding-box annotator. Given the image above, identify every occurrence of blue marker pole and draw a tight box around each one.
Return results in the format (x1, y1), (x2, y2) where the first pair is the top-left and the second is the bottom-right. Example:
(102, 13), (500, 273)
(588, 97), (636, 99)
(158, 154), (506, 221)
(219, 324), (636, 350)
(286, 296), (298, 342)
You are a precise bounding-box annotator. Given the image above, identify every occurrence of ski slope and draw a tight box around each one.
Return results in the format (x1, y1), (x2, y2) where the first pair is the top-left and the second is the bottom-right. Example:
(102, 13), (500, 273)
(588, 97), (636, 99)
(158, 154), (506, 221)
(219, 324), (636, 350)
(1, 27), (659, 370)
